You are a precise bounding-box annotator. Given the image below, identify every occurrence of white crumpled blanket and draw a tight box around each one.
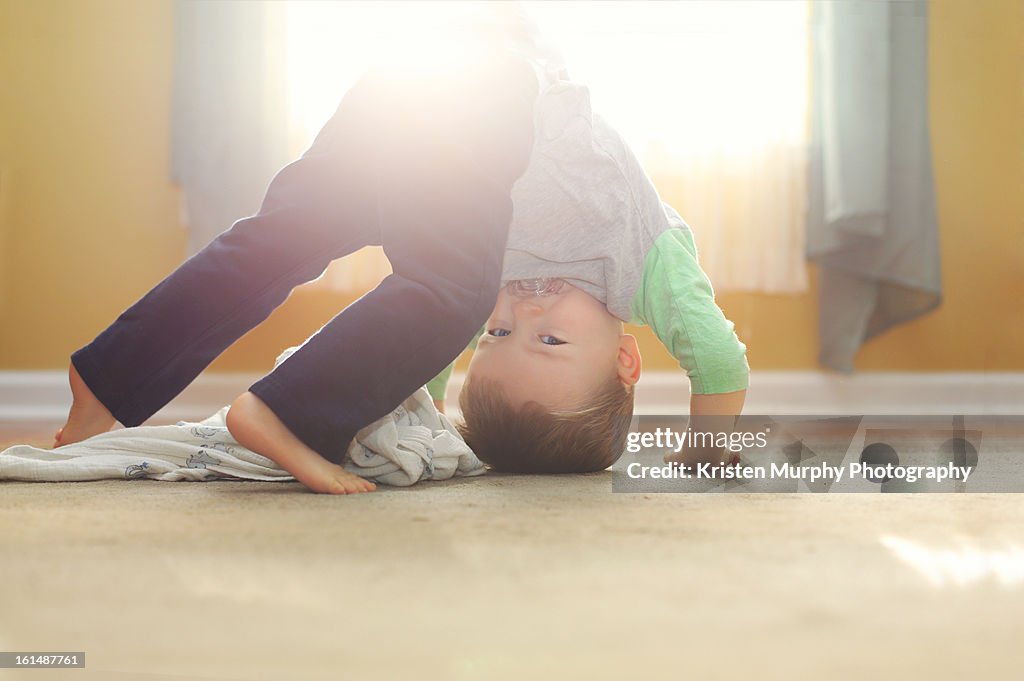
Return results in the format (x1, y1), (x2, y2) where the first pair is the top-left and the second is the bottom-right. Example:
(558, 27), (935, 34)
(1, 347), (484, 487)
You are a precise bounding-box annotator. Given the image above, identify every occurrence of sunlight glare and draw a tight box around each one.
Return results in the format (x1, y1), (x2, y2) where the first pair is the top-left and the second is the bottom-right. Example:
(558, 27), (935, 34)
(285, 1), (474, 151)
(881, 535), (1024, 588)
(285, 1), (808, 163)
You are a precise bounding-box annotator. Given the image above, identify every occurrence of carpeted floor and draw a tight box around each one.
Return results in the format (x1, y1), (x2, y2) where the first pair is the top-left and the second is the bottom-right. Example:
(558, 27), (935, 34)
(1, 421), (1023, 681)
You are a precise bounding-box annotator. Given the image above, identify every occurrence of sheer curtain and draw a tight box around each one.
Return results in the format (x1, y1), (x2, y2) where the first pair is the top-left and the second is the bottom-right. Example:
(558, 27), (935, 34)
(173, 0), (290, 257)
(806, 1), (940, 371)
(277, 1), (810, 293)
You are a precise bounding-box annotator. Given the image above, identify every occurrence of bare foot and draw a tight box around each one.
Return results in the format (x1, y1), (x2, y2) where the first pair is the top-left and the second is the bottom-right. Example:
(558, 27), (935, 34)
(226, 391), (375, 495)
(53, 362), (117, 448)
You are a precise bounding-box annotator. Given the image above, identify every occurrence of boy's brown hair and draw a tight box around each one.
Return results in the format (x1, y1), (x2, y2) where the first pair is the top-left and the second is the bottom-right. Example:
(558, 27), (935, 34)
(456, 374), (634, 473)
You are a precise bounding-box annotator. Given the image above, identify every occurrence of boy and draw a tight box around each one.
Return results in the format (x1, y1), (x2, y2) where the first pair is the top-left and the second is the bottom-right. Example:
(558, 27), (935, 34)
(55, 9), (747, 491)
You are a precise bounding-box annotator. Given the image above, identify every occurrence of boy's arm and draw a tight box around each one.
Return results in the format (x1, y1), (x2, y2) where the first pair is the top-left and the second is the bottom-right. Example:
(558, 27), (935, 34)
(632, 225), (750, 464)
(682, 389), (748, 465)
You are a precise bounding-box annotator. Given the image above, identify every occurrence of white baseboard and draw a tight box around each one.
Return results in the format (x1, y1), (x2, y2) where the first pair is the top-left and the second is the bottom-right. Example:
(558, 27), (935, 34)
(1, 370), (1022, 422)
(627, 371), (1024, 415)
(0, 371), (263, 422)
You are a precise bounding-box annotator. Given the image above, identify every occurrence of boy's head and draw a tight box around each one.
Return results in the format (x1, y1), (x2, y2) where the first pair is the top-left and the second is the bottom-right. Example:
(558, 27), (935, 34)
(457, 281), (641, 473)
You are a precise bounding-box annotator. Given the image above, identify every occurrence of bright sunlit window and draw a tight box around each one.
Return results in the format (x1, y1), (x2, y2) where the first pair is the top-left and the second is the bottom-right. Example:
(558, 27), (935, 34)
(285, 0), (811, 294)
(286, 1), (807, 164)
(285, 1), (478, 156)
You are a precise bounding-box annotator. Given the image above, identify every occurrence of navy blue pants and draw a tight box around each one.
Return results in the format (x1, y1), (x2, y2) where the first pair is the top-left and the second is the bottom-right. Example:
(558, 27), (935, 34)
(71, 53), (538, 465)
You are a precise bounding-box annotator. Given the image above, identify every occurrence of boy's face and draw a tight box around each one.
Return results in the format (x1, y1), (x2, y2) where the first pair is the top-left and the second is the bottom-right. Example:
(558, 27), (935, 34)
(467, 282), (641, 410)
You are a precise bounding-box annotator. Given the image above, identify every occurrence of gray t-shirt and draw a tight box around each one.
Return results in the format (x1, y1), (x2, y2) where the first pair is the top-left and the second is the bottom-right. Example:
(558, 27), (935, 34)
(503, 74), (676, 322)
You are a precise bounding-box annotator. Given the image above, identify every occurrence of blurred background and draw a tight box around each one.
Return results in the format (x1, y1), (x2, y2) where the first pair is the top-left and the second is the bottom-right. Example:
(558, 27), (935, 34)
(1, 5), (1023, 678)
(0, 0), (1021, 418)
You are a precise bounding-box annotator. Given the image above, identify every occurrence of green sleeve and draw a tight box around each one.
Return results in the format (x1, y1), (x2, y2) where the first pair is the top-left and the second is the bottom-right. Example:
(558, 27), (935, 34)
(424, 326), (486, 401)
(631, 229), (750, 394)
(425, 362), (456, 401)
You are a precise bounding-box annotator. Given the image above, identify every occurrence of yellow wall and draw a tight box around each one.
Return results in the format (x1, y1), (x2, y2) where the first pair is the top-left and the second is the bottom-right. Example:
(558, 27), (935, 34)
(1, 0), (1021, 375)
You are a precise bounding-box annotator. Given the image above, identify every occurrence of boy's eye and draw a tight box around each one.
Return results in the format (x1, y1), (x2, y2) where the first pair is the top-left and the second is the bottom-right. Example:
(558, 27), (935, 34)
(488, 328), (511, 337)
(539, 335), (566, 346)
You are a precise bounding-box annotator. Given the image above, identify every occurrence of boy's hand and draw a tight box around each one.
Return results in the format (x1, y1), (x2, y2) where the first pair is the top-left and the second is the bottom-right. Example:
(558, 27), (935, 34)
(433, 399), (446, 414)
(665, 446), (742, 469)
(664, 444), (731, 467)
(663, 389), (747, 466)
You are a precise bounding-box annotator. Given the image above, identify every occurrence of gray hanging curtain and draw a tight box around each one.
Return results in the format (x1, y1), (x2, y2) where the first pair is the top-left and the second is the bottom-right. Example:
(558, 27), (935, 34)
(806, 0), (941, 372)
(171, 0), (290, 256)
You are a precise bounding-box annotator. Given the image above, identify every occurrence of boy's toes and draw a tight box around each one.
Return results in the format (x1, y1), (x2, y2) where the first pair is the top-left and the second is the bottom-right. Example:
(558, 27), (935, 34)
(342, 474), (375, 494)
(323, 469), (373, 495)
(53, 426), (65, 448)
(347, 478), (371, 494)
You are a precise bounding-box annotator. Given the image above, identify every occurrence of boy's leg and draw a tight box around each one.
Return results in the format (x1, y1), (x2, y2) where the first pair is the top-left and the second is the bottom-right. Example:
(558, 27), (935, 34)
(242, 53), (539, 466)
(60, 71), (390, 446)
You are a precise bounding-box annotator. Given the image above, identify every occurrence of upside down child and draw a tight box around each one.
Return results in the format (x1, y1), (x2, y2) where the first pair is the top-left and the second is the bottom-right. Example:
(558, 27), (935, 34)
(52, 8), (748, 494)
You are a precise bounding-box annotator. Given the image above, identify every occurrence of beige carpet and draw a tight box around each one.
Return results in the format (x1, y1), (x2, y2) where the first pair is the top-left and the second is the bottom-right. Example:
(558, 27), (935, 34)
(1, 423), (1023, 681)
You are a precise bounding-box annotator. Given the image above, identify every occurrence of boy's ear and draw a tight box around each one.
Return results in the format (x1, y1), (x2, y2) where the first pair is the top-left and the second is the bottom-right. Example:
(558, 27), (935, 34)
(616, 334), (642, 387)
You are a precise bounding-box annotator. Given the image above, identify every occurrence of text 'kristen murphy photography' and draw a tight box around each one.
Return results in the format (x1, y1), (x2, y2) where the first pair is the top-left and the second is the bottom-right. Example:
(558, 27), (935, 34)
(614, 415), (1020, 493)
